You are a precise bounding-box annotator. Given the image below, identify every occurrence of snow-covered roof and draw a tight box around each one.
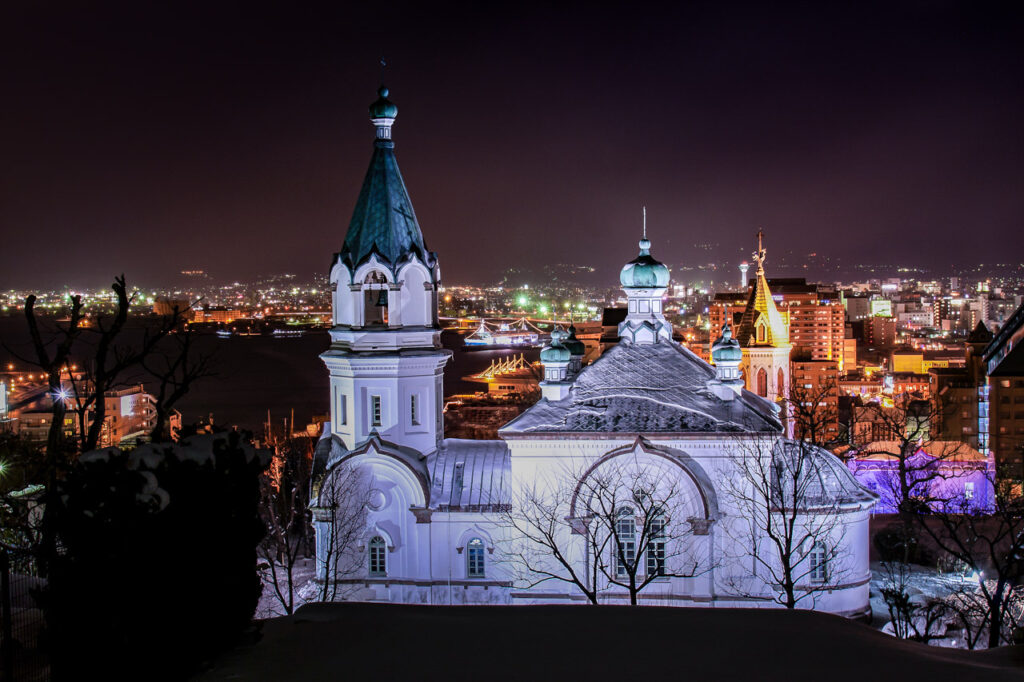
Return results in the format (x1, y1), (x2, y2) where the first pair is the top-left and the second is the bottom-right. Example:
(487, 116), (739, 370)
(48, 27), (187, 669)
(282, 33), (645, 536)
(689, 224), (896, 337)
(850, 440), (989, 463)
(772, 440), (878, 510)
(500, 340), (781, 435)
(427, 438), (510, 511)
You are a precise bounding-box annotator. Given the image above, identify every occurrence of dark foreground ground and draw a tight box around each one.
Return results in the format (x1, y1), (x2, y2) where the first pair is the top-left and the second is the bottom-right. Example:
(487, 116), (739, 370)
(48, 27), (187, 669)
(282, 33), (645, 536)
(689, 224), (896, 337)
(197, 603), (1023, 682)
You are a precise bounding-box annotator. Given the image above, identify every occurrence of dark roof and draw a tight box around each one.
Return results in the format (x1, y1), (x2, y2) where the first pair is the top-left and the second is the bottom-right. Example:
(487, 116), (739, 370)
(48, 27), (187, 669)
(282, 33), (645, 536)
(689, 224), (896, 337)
(765, 277), (815, 294)
(601, 307), (628, 326)
(713, 292), (747, 303)
(337, 139), (435, 273)
(967, 321), (993, 344)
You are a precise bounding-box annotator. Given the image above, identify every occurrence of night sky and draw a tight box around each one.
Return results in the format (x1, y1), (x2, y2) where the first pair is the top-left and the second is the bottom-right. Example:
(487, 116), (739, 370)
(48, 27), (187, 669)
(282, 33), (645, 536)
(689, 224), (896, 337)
(2, 1), (1022, 289)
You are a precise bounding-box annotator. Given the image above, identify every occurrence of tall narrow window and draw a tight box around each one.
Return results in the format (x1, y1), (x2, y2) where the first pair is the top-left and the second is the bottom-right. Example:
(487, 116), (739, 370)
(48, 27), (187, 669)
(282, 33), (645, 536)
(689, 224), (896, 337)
(369, 536), (387, 576)
(410, 394), (419, 425)
(337, 392), (347, 426)
(467, 538), (485, 578)
(809, 541), (827, 584)
(646, 514), (666, 577)
(614, 508), (636, 578)
(371, 395), (382, 427)
(757, 368), (768, 397)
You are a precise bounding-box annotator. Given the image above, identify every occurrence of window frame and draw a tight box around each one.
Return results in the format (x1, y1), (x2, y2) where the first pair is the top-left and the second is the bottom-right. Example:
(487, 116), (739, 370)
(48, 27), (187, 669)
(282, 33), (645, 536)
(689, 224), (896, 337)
(466, 537), (485, 578)
(368, 536), (387, 577)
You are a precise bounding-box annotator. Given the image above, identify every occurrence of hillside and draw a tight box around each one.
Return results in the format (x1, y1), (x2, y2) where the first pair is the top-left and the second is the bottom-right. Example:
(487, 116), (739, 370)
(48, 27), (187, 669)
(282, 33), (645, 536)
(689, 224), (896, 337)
(198, 603), (1023, 681)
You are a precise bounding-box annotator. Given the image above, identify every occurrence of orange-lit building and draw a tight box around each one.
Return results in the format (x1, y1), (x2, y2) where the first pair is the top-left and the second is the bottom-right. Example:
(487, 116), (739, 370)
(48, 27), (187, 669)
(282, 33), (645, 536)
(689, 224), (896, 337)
(791, 359), (840, 443)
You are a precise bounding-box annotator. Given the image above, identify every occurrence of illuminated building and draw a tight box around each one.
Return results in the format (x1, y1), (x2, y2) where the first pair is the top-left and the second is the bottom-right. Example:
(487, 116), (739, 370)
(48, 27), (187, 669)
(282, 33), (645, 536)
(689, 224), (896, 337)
(929, 322), (992, 453)
(734, 233), (791, 404)
(311, 88), (875, 614)
(984, 300), (1024, 475)
(739, 261), (749, 289)
(790, 359), (840, 443)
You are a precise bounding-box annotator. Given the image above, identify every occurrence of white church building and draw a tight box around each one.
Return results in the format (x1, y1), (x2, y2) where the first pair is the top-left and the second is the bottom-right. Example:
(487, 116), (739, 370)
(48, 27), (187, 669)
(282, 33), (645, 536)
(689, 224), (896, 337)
(311, 86), (877, 616)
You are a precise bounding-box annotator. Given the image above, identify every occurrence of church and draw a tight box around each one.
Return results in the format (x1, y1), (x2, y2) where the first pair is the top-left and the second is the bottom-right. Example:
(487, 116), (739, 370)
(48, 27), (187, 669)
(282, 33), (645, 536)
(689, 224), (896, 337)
(310, 86), (877, 615)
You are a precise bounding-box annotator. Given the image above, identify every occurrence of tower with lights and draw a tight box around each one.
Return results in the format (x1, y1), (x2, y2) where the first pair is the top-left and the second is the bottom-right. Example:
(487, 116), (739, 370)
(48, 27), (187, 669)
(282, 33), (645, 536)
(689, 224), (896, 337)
(739, 261), (749, 289)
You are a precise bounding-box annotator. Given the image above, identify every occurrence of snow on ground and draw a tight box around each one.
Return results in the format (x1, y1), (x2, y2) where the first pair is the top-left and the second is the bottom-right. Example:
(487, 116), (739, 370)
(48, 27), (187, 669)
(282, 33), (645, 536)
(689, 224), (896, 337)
(255, 557), (318, 619)
(868, 561), (979, 646)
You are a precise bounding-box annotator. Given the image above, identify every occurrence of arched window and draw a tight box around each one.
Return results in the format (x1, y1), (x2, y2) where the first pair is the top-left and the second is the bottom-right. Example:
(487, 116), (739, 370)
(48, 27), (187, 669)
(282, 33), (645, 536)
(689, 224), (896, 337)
(646, 513), (666, 577)
(368, 536), (387, 577)
(777, 368), (785, 398)
(363, 271), (389, 326)
(614, 507), (636, 578)
(466, 538), (485, 578)
(809, 541), (827, 584)
(757, 323), (766, 344)
(756, 368), (768, 397)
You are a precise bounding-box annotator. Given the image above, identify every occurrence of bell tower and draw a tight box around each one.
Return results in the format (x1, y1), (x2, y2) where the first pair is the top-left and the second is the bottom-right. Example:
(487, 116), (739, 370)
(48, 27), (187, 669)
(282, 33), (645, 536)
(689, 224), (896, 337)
(736, 231), (791, 406)
(321, 86), (451, 455)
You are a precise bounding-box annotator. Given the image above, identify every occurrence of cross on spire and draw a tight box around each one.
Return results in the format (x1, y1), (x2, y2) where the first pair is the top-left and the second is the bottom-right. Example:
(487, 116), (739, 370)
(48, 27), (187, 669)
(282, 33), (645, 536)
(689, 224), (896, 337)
(753, 229), (767, 275)
(642, 206), (647, 240)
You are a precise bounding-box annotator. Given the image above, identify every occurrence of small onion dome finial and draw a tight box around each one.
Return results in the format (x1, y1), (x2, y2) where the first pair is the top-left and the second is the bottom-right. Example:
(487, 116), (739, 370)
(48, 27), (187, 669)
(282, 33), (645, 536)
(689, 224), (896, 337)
(711, 322), (743, 363)
(369, 85), (398, 121)
(564, 325), (585, 356)
(541, 329), (571, 363)
(620, 236), (669, 289)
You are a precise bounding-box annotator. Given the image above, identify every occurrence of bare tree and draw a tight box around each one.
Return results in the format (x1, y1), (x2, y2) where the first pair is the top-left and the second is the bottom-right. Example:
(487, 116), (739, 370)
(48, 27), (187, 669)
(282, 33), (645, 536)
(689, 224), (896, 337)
(878, 560), (955, 644)
(916, 465), (1024, 648)
(143, 329), (215, 442)
(853, 396), (969, 517)
(502, 451), (712, 605)
(257, 434), (314, 615)
(19, 293), (84, 457)
(501, 478), (604, 605)
(310, 461), (371, 602)
(720, 434), (855, 609)
(783, 371), (840, 448)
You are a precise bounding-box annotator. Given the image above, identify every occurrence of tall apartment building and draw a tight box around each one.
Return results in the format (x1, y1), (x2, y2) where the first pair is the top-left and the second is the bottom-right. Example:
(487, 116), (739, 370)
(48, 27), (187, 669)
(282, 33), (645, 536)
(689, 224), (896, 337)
(710, 278), (844, 369)
(790, 359), (840, 443)
(984, 301), (1024, 475)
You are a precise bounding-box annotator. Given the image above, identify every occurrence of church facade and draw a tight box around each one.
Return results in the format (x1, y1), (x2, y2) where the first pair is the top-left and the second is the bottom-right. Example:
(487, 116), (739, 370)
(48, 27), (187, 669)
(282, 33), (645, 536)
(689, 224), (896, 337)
(311, 87), (877, 615)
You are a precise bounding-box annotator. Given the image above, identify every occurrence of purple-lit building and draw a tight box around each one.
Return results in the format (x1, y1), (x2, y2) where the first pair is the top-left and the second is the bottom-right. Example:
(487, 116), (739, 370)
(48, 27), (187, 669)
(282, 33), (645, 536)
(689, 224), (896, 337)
(844, 441), (995, 513)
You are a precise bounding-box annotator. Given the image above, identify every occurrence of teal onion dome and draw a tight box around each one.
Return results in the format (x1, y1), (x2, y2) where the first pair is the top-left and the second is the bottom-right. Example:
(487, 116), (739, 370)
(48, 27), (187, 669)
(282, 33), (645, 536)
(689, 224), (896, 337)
(711, 323), (743, 363)
(541, 329), (571, 363)
(369, 86), (398, 119)
(564, 325), (586, 356)
(620, 237), (670, 288)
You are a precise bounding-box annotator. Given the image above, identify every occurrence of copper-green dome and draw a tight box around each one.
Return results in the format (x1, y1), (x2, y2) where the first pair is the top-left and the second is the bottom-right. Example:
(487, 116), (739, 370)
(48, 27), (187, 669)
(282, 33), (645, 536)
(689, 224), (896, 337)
(620, 237), (670, 288)
(541, 329), (571, 363)
(712, 323), (743, 362)
(564, 325), (586, 356)
(369, 86), (398, 119)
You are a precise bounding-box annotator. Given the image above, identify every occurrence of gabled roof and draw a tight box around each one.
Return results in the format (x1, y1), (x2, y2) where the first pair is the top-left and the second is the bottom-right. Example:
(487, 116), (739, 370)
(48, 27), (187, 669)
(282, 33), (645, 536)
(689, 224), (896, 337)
(500, 340), (781, 435)
(338, 139), (435, 273)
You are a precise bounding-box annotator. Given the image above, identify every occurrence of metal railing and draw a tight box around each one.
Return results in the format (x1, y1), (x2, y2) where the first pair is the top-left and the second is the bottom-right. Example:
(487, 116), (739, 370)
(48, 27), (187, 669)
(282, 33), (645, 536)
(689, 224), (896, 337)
(0, 549), (48, 682)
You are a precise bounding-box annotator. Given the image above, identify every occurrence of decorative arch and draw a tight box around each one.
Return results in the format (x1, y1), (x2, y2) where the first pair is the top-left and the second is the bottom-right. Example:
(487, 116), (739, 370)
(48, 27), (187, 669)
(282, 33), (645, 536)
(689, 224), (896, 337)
(398, 258), (433, 327)
(568, 438), (719, 523)
(455, 524), (496, 553)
